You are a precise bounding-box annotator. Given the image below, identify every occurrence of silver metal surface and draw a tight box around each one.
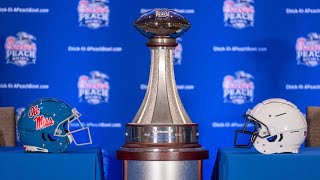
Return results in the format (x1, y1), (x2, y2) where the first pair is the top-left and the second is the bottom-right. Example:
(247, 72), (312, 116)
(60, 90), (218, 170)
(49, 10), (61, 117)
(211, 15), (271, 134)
(132, 48), (192, 125)
(118, 9), (207, 180)
(126, 125), (198, 144)
(126, 160), (199, 180)
(120, 147), (205, 153)
(148, 37), (177, 46)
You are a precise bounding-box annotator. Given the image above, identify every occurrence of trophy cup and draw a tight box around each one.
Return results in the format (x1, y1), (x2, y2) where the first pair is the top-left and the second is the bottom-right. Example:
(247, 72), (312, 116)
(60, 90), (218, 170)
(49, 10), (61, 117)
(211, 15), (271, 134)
(117, 9), (208, 180)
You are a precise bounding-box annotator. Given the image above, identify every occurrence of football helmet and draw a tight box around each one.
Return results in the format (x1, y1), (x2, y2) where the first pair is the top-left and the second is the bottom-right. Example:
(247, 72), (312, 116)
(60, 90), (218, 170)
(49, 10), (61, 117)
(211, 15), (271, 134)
(234, 98), (307, 154)
(18, 98), (92, 153)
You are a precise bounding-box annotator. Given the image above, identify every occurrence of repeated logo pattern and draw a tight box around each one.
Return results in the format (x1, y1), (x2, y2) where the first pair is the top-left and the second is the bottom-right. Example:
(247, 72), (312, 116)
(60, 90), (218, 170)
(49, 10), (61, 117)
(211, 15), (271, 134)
(223, 0), (255, 29)
(78, 71), (110, 105)
(223, 71), (254, 105)
(5, 32), (37, 67)
(296, 32), (320, 67)
(78, 0), (110, 29)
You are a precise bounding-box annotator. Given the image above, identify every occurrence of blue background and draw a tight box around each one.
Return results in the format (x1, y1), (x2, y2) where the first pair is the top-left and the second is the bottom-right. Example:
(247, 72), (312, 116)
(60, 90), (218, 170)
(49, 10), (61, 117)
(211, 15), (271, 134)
(1, 0), (320, 179)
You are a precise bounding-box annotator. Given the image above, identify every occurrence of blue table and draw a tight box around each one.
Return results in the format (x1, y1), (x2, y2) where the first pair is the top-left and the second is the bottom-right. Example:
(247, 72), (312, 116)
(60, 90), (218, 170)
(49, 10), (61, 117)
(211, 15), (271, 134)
(0, 147), (104, 180)
(214, 147), (320, 180)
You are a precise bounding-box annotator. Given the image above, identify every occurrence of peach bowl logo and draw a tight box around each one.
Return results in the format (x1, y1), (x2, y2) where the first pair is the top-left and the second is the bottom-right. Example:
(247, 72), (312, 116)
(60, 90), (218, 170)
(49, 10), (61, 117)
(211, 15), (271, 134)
(78, 0), (110, 29)
(78, 71), (110, 105)
(223, 0), (255, 29)
(223, 71), (254, 105)
(5, 32), (37, 67)
(296, 33), (320, 67)
(173, 38), (183, 65)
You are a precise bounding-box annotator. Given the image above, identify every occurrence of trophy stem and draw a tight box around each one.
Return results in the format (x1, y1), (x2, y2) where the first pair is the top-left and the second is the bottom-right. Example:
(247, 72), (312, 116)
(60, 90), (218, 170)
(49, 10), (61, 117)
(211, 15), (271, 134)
(132, 37), (191, 124)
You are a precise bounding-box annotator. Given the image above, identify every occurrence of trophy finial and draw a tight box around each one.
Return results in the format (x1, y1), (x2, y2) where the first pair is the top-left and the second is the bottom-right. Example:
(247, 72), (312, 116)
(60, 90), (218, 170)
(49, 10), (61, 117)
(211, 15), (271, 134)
(134, 8), (190, 39)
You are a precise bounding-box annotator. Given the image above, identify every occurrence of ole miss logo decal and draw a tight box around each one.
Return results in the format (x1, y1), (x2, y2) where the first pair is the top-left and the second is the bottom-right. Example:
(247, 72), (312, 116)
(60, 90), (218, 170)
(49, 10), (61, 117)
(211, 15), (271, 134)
(28, 105), (54, 130)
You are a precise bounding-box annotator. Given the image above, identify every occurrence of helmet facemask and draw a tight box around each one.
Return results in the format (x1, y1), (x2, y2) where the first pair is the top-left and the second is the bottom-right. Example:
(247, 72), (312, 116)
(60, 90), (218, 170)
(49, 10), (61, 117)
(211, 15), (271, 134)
(54, 108), (92, 146)
(234, 113), (271, 149)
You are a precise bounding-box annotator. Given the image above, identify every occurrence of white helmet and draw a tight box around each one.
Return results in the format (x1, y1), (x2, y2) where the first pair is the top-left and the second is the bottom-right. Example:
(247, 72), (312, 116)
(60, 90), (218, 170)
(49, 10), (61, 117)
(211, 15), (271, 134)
(234, 98), (307, 154)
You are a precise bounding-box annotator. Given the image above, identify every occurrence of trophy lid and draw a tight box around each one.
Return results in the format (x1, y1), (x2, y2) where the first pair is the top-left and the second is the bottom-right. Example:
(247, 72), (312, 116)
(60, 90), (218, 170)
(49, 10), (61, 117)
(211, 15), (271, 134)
(134, 8), (190, 39)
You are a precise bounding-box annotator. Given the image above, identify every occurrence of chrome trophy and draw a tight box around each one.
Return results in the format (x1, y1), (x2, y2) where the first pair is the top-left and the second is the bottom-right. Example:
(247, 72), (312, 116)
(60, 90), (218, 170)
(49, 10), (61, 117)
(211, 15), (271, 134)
(117, 8), (208, 180)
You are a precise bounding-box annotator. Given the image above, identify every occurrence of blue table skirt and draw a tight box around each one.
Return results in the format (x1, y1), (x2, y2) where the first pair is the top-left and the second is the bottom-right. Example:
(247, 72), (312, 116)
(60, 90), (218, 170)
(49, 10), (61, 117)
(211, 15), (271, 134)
(0, 147), (104, 180)
(214, 147), (320, 180)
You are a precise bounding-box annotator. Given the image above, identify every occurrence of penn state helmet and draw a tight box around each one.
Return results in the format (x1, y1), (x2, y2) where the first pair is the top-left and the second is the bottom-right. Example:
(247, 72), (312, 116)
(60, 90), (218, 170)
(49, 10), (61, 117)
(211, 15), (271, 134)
(17, 98), (92, 152)
(234, 98), (307, 154)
